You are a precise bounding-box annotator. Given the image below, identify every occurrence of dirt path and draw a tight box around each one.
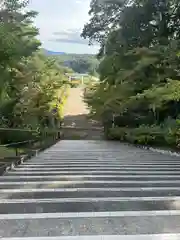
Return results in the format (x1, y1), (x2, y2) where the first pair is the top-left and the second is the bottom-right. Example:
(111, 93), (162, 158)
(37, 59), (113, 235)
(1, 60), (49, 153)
(63, 87), (88, 117)
(63, 87), (103, 139)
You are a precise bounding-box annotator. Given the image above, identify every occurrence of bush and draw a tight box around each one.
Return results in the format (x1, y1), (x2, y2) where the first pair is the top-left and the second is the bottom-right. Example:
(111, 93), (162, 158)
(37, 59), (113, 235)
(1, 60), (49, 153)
(0, 129), (38, 145)
(108, 127), (127, 140)
(107, 121), (180, 148)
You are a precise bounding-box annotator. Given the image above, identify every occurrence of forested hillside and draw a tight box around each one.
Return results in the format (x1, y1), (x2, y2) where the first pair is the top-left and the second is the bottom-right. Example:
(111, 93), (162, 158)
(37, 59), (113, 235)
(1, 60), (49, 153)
(82, 0), (180, 148)
(56, 54), (99, 76)
(0, 0), (71, 144)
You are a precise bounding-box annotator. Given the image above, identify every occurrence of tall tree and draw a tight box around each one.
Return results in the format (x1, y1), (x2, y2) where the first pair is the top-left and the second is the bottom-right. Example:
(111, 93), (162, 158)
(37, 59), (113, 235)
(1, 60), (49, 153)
(83, 0), (180, 147)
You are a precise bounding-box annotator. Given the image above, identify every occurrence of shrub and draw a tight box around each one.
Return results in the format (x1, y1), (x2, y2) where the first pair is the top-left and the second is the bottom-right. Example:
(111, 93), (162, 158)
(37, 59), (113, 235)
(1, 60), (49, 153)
(107, 124), (177, 147)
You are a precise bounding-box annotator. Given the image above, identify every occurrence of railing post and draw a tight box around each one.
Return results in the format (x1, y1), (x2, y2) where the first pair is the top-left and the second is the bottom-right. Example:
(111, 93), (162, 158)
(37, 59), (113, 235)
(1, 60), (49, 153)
(112, 114), (115, 128)
(15, 148), (18, 156)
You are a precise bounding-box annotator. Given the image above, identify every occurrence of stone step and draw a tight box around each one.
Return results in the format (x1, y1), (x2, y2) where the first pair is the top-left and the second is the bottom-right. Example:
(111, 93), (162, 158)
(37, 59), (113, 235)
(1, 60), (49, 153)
(36, 156), (177, 161)
(1, 188), (180, 199)
(16, 166), (180, 170)
(1, 212), (180, 237)
(24, 161), (180, 165)
(29, 154), (179, 159)
(0, 198), (179, 214)
(22, 159), (180, 166)
(3, 175), (180, 181)
(8, 170), (180, 175)
(27, 156), (180, 160)
(12, 166), (180, 172)
(1, 180), (180, 189)
(1, 234), (180, 240)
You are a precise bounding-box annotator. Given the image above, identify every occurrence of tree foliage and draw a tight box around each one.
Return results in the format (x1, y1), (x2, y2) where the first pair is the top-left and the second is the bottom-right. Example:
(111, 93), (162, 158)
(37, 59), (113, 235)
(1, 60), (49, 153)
(83, 0), (180, 147)
(56, 54), (99, 76)
(0, 0), (70, 143)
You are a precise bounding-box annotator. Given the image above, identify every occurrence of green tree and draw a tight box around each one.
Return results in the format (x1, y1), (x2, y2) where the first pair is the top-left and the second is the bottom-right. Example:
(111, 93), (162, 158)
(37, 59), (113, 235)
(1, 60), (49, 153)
(0, 0), (70, 144)
(82, 0), (180, 147)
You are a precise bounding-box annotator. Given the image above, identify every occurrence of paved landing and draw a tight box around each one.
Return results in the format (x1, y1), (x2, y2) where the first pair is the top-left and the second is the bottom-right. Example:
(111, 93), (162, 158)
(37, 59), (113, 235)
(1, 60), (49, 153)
(0, 140), (180, 239)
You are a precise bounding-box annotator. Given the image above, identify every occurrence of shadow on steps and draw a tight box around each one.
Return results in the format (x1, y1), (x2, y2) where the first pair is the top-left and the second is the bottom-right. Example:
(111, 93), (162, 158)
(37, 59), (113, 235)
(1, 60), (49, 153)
(62, 114), (104, 140)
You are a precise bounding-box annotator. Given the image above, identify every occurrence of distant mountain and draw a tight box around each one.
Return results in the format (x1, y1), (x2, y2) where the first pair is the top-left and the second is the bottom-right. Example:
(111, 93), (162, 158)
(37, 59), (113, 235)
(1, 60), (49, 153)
(43, 49), (66, 55)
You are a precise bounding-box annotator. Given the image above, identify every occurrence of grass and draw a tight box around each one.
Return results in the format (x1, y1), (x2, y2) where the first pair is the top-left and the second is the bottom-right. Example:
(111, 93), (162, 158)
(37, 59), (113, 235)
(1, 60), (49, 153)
(0, 146), (17, 159)
(0, 138), (56, 161)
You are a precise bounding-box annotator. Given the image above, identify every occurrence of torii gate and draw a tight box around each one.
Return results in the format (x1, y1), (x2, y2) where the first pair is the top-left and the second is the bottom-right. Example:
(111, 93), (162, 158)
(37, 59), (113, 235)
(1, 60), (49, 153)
(65, 73), (89, 85)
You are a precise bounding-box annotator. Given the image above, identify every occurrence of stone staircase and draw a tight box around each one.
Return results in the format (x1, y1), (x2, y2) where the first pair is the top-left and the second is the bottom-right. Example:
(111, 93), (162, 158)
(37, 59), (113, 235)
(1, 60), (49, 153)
(0, 140), (180, 239)
(62, 87), (104, 140)
(62, 114), (104, 140)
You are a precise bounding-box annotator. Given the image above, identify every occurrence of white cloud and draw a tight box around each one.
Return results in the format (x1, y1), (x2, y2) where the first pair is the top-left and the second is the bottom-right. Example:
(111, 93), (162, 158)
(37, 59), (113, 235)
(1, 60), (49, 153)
(51, 29), (89, 45)
(28, 0), (98, 54)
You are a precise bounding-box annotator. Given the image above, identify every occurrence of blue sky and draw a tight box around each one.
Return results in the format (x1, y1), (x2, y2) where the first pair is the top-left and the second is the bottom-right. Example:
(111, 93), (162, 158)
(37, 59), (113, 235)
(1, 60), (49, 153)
(28, 0), (99, 54)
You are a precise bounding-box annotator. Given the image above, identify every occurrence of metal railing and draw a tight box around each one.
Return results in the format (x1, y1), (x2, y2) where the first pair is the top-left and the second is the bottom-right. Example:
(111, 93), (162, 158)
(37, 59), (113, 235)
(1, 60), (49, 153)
(0, 127), (62, 175)
(0, 140), (35, 156)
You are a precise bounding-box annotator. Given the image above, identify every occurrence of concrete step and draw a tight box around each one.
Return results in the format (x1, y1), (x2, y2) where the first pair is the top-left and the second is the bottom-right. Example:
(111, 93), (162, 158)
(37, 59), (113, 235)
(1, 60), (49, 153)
(1, 181), (180, 189)
(1, 188), (180, 199)
(7, 170), (180, 175)
(23, 161), (180, 165)
(1, 212), (180, 237)
(0, 198), (179, 214)
(1, 234), (180, 240)
(2, 175), (180, 181)
(15, 165), (180, 170)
